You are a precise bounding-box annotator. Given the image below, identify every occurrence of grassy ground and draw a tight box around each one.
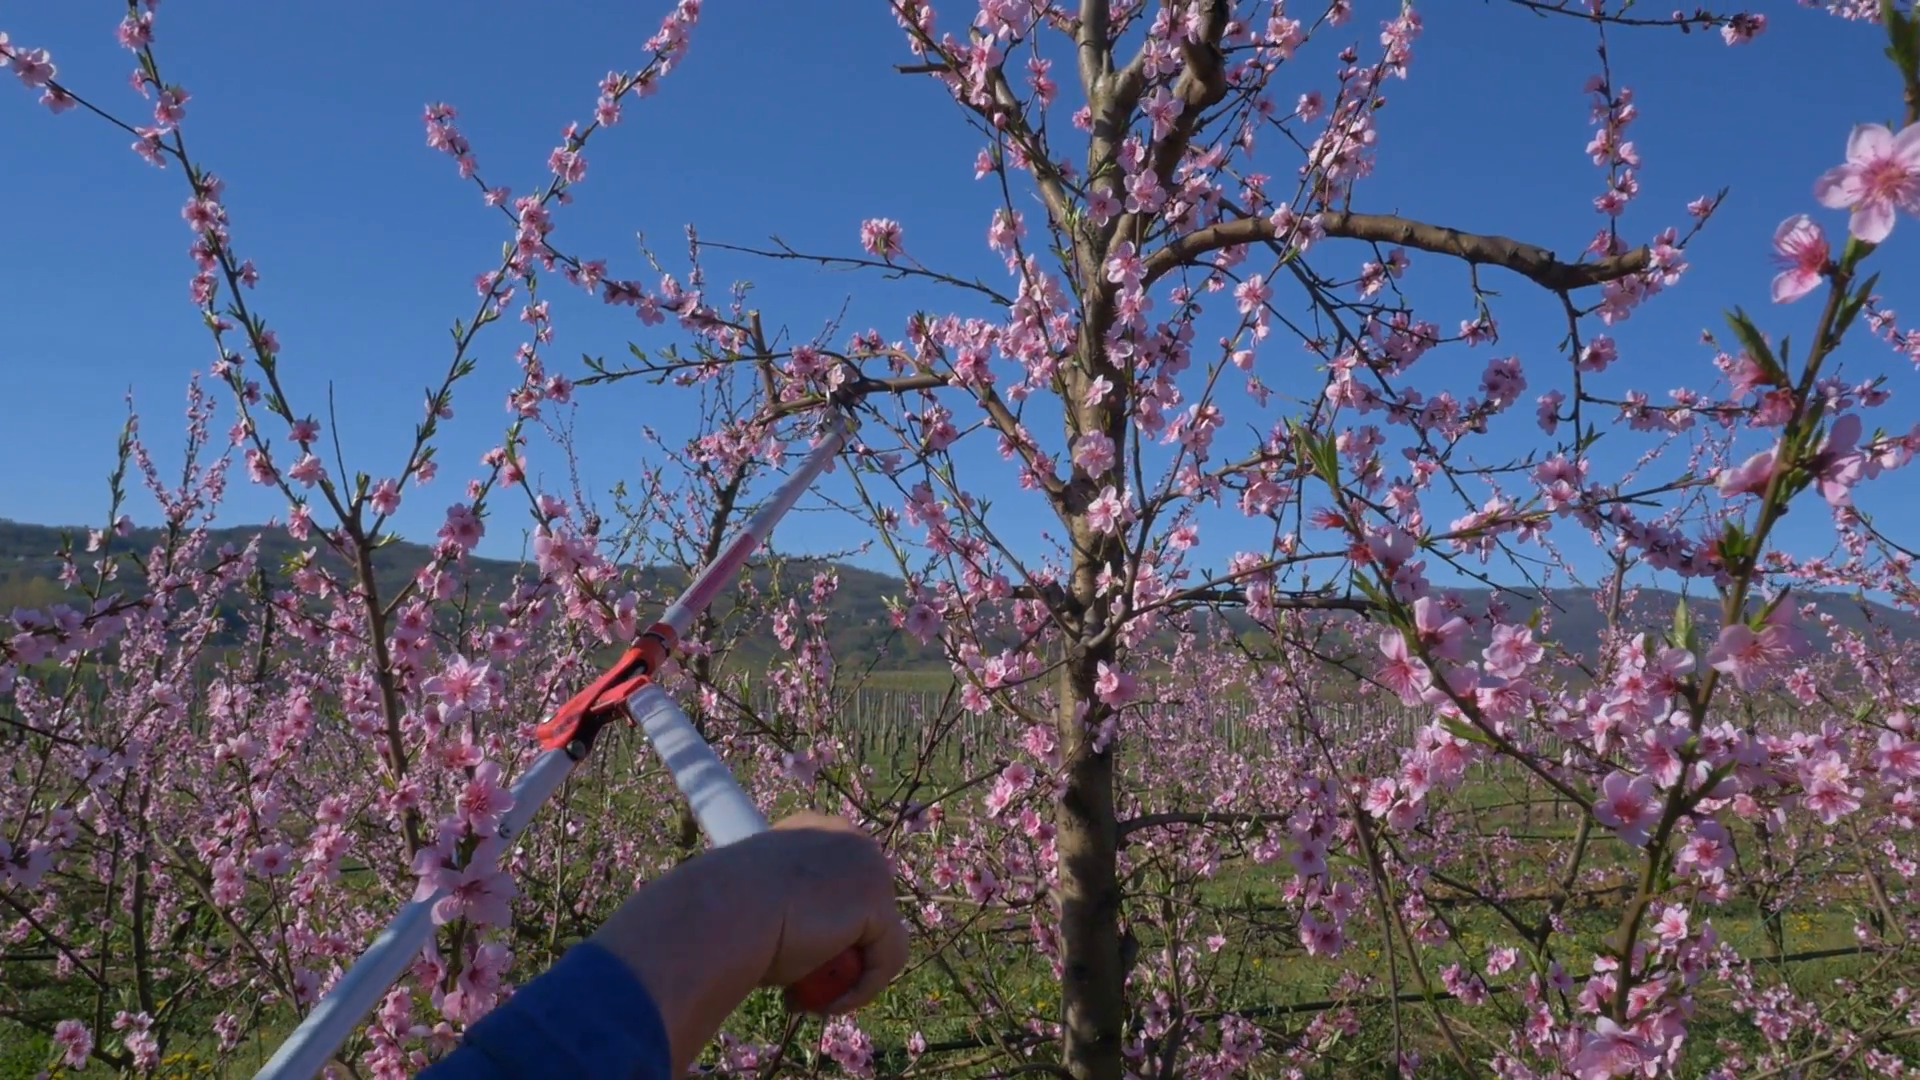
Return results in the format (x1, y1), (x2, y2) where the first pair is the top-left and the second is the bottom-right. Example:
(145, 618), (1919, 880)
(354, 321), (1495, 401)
(856, 669), (961, 693)
(5, 694), (1911, 1077)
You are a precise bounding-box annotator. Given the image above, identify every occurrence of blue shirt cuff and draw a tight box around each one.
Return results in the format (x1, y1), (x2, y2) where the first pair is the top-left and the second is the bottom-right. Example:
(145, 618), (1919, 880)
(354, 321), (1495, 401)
(421, 940), (669, 1079)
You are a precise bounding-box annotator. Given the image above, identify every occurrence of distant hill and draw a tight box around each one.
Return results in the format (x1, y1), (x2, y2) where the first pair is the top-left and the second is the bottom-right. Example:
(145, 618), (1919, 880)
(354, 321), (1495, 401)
(0, 517), (944, 672)
(2, 518), (1914, 671)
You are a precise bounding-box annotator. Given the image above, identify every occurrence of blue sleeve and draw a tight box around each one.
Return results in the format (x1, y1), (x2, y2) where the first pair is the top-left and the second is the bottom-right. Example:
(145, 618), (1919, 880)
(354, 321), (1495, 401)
(419, 941), (671, 1080)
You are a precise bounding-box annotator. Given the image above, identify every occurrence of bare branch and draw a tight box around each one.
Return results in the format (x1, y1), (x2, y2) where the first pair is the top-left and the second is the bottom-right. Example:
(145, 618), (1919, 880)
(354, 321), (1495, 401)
(700, 237), (1013, 306)
(1501, 0), (1734, 30)
(1157, 587), (1375, 613)
(1116, 811), (1290, 842)
(763, 372), (950, 420)
(1143, 211), (1652, 291)
(767, 365), (1070, 502)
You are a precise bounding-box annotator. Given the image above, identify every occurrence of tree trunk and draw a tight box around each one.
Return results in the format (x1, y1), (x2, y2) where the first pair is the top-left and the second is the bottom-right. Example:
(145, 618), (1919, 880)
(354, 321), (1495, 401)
(1055, 540), (1125, 1080)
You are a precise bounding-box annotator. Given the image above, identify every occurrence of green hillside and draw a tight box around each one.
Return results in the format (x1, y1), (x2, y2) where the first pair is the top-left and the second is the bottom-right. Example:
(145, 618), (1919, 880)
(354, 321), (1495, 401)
(2, 518), (1914, 672)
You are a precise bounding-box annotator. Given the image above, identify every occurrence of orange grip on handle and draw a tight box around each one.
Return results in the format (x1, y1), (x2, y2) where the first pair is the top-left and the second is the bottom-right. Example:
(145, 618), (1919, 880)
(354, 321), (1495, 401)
(784, 946), (864, 1014)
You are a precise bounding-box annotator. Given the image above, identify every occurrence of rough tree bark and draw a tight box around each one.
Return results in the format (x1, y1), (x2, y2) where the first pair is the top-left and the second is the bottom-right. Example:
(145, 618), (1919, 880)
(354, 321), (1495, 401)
(1052, 332), (1131, 1076)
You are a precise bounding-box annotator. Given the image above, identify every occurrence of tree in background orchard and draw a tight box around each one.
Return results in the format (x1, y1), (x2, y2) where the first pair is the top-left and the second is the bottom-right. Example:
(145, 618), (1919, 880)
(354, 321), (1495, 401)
(6, 1), (1920, 1078)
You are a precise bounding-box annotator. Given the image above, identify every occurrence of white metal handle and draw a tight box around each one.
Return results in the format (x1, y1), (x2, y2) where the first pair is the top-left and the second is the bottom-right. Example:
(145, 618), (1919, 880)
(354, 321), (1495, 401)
(254, 411), (851, 1077)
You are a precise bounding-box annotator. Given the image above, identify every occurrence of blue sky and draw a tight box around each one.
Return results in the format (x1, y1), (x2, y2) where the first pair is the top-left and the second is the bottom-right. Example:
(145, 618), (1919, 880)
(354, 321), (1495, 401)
(2, 1), (1915, 590)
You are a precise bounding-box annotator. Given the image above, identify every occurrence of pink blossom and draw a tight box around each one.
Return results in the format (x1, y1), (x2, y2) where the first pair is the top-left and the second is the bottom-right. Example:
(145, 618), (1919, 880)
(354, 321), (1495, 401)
(860, 218), (904, 259)
(1574, 1018), (1648, 1080)
(1366, 528), (1416, 567)
(1288, 837), (1328, 877)
(1809, 413), (1869, 507)
(1715, 446), (1777, 499)
(1482, 623), (1543, 679)
(370, 478), (402, 516)
(1086, 485), (1130, 534)
(1412, 597), (1468, 662)
(1815, 122), (1920, 244)
(441, 942), (513, 1025)
(115, 1011), (160, 1071)
(1378, 632), (1433, 706)
(902, 603), (942, 644)
(1385, 797), (1426, 831)
(1706, 624), (1772, 692)
(287, 453), (326, 488)
(1357, 780), (1396, 822)
(1593, 770), (1660, 847)
(1485, 946), (1518, 977)
(249, 842), (293, 877)
(210, 855), (245, 906)
(1578, 336), (1616, 373)
(1298, 913), (1344, 957)
(1630, 722), (1682, 789)
(1800, 752), (1863, 824)
(1094, 661), (1138, 708)
(1675, 819), (1734, 885)
(457, 761), (515, 836)
(1769, 215), (1829, 303)
(117, 13), (154, 50)
(245, 447), (278, 485)
(1233, 274), (1271, 315)
(1537, 389), (1565, 434)
(1072, 432), (1116, 475)
(416, 839), (517, 927)
(1721, 13), (1766, 44)
(53, 1019), (92, 1068)
(1653, 903), (1690, 943)
(439, 503), (484, 553)
(1872, 730), (1920, 781)
(1759, 605), (1811, 664)
(8, 45), (56, 88)
(422, 654), (494, 717)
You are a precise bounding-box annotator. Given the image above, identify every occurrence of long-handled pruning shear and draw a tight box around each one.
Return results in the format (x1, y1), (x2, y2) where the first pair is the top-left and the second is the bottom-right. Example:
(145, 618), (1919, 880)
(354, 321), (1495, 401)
(258, 411), (861, 1079)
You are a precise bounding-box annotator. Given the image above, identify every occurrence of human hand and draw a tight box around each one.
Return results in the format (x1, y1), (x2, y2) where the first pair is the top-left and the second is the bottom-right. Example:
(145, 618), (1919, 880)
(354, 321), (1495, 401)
(589, 813), (908, 1073)
(752, 812), (910, 1008)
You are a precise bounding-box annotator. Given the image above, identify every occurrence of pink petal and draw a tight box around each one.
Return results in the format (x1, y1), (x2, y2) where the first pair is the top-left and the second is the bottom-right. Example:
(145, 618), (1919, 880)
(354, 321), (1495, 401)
(1846, 122), (1894, 165)
(1771, 213), (1814, 254)
(1827, 412), (1862, 453)
(1893, 122), (1920, 167)
(1853, 198), (1897, 244)
(1815, 165), (1865, 209)
(1771, 269), (1820, 304)
(1817, 475), (1855, 508)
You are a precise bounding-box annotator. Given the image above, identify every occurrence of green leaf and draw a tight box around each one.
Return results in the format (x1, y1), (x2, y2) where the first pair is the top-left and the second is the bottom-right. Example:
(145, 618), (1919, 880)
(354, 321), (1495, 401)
(1840, 234), (1879, 273)
(1835, 271), (1882, 335)
(1291, 422), (1340, 489)
(1668, 593), (1694, 652)
(1350, 574), (1394, 619)
(1718, 520), (1750, 571)
(1440, 716), (1497, 748)
(1723, 308), (1789, 387)
(1884, 0), (1920, 81)
(1754, 587), (1793, 628)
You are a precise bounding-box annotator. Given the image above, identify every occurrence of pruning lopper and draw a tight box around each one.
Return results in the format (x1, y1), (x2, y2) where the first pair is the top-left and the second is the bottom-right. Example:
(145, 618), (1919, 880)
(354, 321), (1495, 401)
(258, 409), (862, 1079)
